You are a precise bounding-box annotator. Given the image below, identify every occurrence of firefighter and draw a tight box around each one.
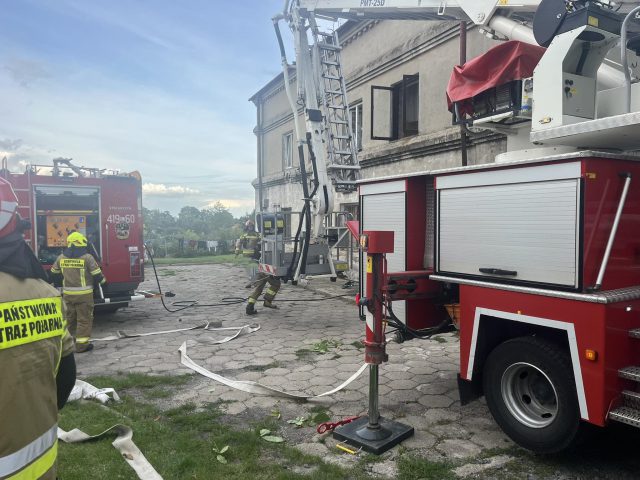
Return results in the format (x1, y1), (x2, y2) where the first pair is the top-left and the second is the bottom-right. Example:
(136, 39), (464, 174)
(0, 177), (76, 479)
(236, 219), (281, 315)
(236, 219), (260, 288)
(51, 231), (106, 353)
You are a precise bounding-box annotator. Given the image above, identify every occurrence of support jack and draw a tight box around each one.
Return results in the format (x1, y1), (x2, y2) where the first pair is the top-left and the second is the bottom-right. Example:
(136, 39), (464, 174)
(333, 364), (413, 454)
(337, 232), (414, 454)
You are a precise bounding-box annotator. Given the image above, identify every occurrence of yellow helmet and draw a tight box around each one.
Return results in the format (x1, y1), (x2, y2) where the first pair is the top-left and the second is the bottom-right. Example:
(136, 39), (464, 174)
(67, 231), (87, 247)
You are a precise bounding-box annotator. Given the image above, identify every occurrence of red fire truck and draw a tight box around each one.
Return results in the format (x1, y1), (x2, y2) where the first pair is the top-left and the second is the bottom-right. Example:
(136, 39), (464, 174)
(1, 158), (145, 312)
(275, 0), (640, 455)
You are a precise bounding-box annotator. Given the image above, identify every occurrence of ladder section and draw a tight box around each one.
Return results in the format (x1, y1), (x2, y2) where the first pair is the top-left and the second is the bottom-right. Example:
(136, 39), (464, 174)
(312, 28), (360, 193)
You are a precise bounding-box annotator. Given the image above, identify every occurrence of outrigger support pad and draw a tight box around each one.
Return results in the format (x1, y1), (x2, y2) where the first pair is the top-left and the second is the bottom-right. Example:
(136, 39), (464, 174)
(333, 416), (414, 455)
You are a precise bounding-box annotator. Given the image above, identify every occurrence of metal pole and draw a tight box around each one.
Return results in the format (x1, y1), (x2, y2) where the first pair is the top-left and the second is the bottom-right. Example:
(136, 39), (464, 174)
(592, 173), (632, 291)
(459, 22), (468, 167)
(368, 365), (380, 428)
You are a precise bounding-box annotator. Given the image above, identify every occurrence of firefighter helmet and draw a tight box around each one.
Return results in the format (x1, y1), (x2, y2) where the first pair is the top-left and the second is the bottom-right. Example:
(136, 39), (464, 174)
(0, 177), (19, 239)
(244, 219), (255, 232)
(67, 231), (88, 247)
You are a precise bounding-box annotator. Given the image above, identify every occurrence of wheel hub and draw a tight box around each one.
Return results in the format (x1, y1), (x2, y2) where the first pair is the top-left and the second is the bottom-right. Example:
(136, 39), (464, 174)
(501, 362), (558, 428)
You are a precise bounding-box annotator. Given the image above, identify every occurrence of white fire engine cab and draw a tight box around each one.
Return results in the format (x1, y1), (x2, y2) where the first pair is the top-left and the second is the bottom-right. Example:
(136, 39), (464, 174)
(1, 158), (145, 312)
(274, 0), (640, 454)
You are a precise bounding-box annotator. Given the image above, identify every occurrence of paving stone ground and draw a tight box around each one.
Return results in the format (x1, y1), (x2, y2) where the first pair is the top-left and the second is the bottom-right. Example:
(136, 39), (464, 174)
(77, 263), (640, 479)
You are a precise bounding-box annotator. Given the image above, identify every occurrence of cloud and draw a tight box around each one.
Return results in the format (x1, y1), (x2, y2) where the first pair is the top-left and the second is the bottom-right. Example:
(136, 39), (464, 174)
(201, 198), (255, 211)
(0, 138), (23, 151)
(143, 183), (200, 197)
(0, 138), (58, 171)
(3, 57), (52, 87)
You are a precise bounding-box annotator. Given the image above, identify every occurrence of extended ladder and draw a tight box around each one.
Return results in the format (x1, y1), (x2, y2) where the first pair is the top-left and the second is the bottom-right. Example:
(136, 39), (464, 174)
(310, 22), (360, 193)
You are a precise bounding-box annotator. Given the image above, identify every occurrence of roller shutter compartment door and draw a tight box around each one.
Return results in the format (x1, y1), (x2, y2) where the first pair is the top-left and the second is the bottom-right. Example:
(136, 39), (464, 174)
(362, 192), (406, 323)
(438, 179), (580, 288)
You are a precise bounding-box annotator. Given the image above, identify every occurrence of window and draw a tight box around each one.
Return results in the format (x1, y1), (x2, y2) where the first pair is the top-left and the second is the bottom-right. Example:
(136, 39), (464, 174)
(349, 102), (363, 151)
(371, 74), (420, 141)
(282, 131), (294, 169)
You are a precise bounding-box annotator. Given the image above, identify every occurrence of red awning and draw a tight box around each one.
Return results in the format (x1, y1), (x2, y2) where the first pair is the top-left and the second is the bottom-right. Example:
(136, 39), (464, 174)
(446, 40), (545, 114)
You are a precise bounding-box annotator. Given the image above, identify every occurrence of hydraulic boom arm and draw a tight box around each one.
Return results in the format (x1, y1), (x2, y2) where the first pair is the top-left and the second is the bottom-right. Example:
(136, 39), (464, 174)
(272, 0), (640, 281)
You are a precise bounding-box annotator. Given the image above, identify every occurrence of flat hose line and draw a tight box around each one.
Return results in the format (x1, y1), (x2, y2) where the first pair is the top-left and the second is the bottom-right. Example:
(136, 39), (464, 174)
(144, 244), (352, 314)
(62, 323), (368, 480)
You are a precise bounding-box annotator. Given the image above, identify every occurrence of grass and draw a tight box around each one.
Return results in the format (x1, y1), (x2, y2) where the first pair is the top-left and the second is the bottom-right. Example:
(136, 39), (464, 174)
(396, 455), (455, 480)
(313, 339), (342, 354)
(150, 254), (253, 266)
(159, 269), (177, 276)
(58, 373), (375, 480)
(294, 348), (313, 360)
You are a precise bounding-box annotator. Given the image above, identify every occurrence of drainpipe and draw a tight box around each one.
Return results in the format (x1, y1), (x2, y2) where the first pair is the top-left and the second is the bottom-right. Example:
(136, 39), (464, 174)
(257, 98), (264, 225)
(459, 22), (468, 167)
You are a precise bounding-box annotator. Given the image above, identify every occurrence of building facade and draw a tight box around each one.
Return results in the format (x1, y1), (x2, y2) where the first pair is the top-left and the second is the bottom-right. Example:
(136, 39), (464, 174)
(249, 20), (506, 224)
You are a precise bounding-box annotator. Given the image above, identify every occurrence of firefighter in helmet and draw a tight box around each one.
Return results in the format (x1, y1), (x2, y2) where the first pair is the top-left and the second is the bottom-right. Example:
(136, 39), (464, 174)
(0, 177), (76, 479)
(235, 219), (281, 315)
(51, 231), (106, 352)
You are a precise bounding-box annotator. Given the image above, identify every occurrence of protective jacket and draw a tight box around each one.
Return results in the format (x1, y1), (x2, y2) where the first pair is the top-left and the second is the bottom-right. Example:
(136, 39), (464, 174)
(51, 246), (105, 296)
(235, 232), (260, 259)
(0, 271), (75, 479)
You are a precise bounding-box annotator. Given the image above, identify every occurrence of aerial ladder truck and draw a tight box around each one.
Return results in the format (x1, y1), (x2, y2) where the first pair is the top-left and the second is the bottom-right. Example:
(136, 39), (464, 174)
(273, 0), (640, 454)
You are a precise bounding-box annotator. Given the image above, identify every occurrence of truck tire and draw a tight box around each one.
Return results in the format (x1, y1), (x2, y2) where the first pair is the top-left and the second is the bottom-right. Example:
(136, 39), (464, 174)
(483, 336), (581, 454)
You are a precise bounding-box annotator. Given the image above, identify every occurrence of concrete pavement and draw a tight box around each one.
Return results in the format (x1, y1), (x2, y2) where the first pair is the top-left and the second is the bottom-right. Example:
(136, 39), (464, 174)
(77, 263), (640, 479)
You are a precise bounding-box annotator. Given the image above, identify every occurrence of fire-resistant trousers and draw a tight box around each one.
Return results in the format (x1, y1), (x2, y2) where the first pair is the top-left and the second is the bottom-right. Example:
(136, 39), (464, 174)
(248, 272), (281, 305)
(63, 292), (94, 348)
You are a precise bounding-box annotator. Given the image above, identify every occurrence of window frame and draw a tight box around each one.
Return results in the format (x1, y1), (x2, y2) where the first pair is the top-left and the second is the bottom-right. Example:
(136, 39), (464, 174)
(282, 131), (294, 170)
(370, 74), (420, 141)
(349, 101), (364, 151)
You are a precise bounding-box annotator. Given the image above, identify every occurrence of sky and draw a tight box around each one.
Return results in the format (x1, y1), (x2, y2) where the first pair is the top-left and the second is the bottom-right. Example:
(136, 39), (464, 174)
(0, 0), (287, 217)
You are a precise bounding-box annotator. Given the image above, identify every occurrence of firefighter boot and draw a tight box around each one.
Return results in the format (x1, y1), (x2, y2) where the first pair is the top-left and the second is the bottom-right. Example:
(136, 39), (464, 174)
(246, 302), (257, 315)
(76, 343), (94, 353)
(263, 301), (279, 309)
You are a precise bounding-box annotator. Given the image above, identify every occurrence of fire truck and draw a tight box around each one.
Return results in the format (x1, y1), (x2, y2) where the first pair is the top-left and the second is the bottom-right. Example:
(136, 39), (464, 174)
(275, 0), (640, 454)
(1, 157), (145, 312)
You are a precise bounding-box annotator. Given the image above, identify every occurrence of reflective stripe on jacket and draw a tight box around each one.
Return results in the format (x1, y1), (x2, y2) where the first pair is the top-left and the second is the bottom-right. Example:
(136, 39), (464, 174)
(51, 253), (103, 295)
(0, 272), (74, 480)
(236, 233), (260, 258)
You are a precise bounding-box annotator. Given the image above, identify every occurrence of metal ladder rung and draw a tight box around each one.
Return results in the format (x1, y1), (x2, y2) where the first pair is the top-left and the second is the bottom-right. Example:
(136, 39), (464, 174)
(328, 104), (346, 110)
(326, 90), (343, 95)
(609, 406), (640, 428)
(322, 74), (342, 81)
(622, 390), (640, 409)
(619, 366), (640, 382)
(318, 42), (341, 52)
(334, 150), (353, 155)
(331, 120), (348, 125)
(322, 60), (339, 66)
(332, 135), (351, 140)
(328, 165), (360, 170)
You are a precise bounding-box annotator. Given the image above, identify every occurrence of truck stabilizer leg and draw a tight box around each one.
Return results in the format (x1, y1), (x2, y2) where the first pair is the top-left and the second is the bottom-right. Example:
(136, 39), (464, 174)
(333, 240), (413, 454)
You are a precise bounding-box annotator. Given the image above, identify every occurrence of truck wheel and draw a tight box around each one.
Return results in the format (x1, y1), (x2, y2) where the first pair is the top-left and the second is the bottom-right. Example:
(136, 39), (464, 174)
(483, 336), (580, 454)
